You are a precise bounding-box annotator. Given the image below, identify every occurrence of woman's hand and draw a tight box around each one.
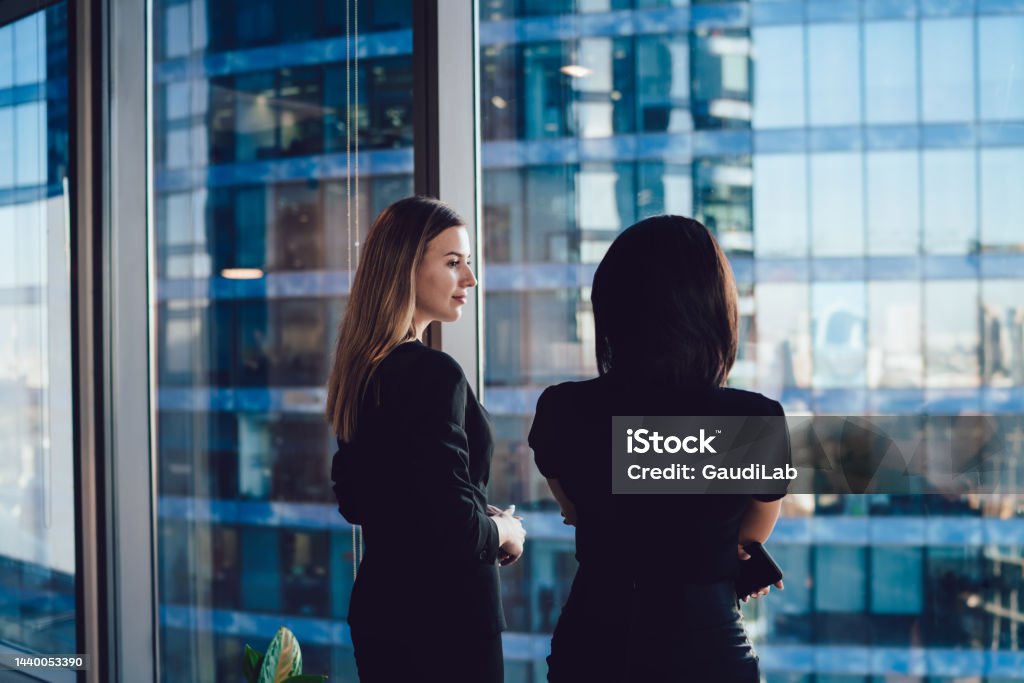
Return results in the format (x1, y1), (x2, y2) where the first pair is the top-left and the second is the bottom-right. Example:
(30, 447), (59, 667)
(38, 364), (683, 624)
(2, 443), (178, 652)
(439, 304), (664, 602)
(737, 544), (784, 603)
(489, 505), (526, 566)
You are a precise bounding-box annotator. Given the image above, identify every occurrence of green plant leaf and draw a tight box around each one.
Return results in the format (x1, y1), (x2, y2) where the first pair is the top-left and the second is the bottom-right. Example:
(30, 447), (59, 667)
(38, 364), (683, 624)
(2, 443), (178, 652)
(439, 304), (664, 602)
(281, 676), (327, 683)
(257, 627), (303, 683)
(243, 645), (263, 683)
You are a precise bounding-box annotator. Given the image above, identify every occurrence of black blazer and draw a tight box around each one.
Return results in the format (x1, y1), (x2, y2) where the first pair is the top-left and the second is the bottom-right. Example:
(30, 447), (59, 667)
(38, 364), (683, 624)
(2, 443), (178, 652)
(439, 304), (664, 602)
(331, 341), (505, 636)
(529, 374), (787, 583)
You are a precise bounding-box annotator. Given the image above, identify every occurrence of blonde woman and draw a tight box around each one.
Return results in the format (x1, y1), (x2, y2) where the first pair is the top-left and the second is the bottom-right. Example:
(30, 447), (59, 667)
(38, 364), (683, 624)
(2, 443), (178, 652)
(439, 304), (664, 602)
(327, 196), (524, 682)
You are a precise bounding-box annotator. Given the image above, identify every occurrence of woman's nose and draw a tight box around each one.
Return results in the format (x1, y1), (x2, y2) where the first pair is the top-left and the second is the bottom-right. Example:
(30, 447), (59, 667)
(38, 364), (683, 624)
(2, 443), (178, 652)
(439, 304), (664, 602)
(461, 264), (477, 288)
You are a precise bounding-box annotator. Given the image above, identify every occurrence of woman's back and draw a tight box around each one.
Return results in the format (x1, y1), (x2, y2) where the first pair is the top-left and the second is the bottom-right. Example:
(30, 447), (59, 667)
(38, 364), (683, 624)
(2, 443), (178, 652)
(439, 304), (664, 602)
(332, 341), (504, 636)
(531, 373), (784, 581)
(530, 374), (784, 681)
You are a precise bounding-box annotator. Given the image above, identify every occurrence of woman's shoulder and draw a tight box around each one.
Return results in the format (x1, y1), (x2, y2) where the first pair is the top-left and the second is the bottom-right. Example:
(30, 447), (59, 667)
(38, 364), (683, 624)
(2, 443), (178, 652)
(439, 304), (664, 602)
(380, 341), (467, 382)
(708, 387), (785, 415)
(535, 377), (605, 414)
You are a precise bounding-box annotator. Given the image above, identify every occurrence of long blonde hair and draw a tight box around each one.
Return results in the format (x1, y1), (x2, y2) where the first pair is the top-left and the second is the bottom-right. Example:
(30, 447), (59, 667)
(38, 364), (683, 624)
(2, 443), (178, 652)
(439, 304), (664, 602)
(326, 196), (465, 441)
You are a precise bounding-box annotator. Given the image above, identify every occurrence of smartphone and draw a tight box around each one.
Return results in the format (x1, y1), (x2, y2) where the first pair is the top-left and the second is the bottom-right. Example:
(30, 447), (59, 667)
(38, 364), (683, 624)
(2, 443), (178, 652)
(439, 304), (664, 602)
(735, 542), (783, 599)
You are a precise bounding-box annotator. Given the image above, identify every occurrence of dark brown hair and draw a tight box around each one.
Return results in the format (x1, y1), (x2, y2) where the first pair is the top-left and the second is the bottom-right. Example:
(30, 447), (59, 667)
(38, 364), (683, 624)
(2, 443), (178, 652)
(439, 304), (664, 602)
(591, 215), (738, 388)
(326, 196), (464, 440)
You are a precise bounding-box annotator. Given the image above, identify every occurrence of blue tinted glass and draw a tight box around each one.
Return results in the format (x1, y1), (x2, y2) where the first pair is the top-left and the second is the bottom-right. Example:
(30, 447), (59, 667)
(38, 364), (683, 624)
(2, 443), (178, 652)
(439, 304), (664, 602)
(814, 546), (867, 611)
(13, 12), (44, 86)
(921, 18), (975, 123)
(979, 17), (1024, 121)
(636, 35), (693, 133)
(810, 152), (864, 256)
(0, 2), (75, 659)
(925, 280), (981, 388)
(752, 25), (805, 129)
(981, 280), (1024, 387)
(866, 150), (920, 255)
(980, 148), (1024, 251)
(864, 21), (918, 124)
(813, 282), (867, 388)
(0, 25), (12, 88)
(807, 24), (861, 126)
(868, 281), (924, 388)
(753, 153), (808, 256)
(0, 107), (12, 188)
(872, 548), (924, 614)
(755, 282), (813, 391)
(923, 149), (977, 254)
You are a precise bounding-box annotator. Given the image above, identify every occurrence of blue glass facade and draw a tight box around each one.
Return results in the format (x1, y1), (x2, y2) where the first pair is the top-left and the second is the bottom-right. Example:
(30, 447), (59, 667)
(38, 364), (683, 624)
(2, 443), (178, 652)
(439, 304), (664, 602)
(0, 0), (76, 661)
(150, 1), (1024, 681)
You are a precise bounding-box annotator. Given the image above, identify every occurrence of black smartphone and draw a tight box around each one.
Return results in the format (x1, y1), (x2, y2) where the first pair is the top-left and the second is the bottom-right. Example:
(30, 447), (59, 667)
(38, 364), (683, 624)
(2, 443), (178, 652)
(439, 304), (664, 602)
(735, 542), (783, 599)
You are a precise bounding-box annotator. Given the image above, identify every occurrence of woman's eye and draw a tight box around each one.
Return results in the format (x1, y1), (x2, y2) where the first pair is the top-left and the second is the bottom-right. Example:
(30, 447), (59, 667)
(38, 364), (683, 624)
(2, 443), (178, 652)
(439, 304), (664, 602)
(448, 260), (459, 268)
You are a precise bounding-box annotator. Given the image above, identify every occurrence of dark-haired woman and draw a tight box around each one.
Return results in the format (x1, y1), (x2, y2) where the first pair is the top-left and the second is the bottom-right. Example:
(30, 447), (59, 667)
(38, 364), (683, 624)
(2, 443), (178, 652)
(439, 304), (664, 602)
(529, 215), (787, 682)
(327, 196), (525, 682)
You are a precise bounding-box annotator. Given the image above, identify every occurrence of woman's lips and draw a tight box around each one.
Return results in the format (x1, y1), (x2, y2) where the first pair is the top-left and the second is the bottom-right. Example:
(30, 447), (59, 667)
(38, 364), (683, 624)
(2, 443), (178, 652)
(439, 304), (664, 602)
(453, 295), (467, 304)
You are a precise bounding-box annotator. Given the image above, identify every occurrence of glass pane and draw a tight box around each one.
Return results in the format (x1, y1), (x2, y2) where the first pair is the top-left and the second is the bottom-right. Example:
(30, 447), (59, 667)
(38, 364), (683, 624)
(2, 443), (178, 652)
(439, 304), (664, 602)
(923, 149), (977, 255)
(868, 281), (924, 389)
(812, 282), (867, 389)
(981, 280), (1024, 388)
(751, 26), (805, 129)
(864, 21), (917, 125)
(476, 2), (1024, 680)
(980, 148), (1024, 252)
(807, 24), (860, 127)
(866, 151), (920, 256)
(754, 154), (807, 257)
(0, 1), (76, 658)
(151, 0), (411, 678)
(925, 281), (980, 389)
(921, 18), (975, 123)
(810, 152), (864, 257)
(979, 17), (1024, 122)
(636, 34), (692, 134)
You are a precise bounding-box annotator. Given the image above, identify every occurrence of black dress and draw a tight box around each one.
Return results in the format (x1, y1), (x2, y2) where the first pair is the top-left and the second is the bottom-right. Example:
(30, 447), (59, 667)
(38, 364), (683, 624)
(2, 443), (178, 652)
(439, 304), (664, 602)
(331, 340), (505, 683)
(528, 373), (787, 683)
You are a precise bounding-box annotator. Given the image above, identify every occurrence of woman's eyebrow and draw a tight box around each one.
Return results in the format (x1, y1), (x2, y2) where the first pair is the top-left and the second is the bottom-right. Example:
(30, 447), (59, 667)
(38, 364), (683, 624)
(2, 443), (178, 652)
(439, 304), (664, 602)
(444, 251), (470, 258)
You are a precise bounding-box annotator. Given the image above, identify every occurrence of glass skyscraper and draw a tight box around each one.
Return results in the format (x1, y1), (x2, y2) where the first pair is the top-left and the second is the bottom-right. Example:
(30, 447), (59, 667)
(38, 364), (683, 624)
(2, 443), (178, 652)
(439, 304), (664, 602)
(145, 0), (1024, 681)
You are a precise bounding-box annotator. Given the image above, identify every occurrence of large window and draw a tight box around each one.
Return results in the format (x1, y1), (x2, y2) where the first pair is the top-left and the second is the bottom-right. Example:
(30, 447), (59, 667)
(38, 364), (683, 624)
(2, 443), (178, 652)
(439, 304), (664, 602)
(479, 3), (1024, 682)
(152, 1), (411, 679)
(137, 1), (1024, 680)
(0, 0), (76, 662)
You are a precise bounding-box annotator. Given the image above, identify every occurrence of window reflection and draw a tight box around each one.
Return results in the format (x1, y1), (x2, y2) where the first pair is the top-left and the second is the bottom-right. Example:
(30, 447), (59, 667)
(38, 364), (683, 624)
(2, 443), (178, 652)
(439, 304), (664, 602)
(813, 283), (867, 389)
(923, 149), (977, 255)
(154, 2), (413, 677)
(753, 154), (807, 257)
(751, 25), (805, 129)
(921, 18), (975, 123)
(864, 21), (917, 124)
(691, 29), (751, 130)
(868, 282), (924, 389)
(807, 24), (861, 127)
(754, 283), (813, 392)
(866, 151), (919, 256)
(979, 17), (1024, 121)
(636, 35), (691, 133)
(810, 153), (864, 257)
(694, 156), (753, 253)
(925, 281), (981, 389)
(0, 2), (75, 659)
(981, 281), (1024, 388)
(980, 148), (1024, 252)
